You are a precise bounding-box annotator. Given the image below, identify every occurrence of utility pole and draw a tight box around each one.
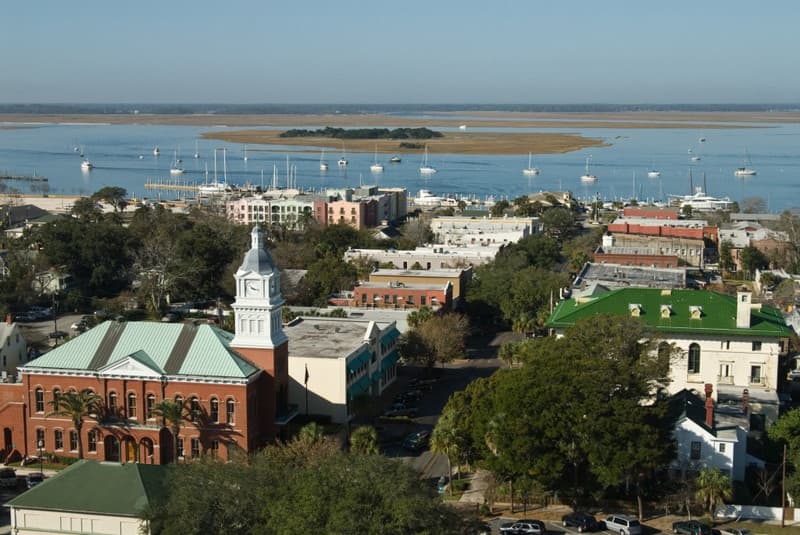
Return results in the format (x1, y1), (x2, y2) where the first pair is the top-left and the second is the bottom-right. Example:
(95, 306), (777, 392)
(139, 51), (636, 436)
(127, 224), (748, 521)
(782, 443), (787, 528)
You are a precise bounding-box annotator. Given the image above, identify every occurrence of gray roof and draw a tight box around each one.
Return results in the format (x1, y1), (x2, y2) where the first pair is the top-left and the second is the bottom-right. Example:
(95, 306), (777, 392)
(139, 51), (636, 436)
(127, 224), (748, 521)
(238, 225), (276, 276)
(286, 317), (394, 359)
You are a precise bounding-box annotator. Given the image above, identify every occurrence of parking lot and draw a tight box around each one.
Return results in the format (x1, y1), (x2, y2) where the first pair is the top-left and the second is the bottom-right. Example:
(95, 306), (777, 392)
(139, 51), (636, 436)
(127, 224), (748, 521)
(488, 518), (622, 535)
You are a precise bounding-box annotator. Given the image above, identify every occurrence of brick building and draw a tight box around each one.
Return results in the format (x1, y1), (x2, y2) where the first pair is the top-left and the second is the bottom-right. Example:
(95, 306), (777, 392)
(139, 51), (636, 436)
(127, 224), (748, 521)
(0, 227), (297, 465)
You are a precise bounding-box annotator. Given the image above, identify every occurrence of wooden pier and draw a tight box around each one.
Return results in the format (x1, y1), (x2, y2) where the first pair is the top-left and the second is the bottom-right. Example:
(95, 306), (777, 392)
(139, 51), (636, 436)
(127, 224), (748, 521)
(144, 178), (199, 192)
(0, 173), (47, 182)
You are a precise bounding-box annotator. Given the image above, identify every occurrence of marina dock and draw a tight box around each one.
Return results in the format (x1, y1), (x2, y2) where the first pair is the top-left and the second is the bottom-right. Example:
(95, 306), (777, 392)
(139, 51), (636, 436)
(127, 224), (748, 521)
(0, 173), (47, 182)
(144, 178), (199, 192)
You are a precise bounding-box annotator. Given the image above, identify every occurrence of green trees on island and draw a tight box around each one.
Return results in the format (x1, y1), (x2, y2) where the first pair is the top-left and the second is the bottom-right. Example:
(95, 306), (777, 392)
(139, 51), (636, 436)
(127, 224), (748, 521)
(434, 315), (675, 515)
(280, 126), (443, 140)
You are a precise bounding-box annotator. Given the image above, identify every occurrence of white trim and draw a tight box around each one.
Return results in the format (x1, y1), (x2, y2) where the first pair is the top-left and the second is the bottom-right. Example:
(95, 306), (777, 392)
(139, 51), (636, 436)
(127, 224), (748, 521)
(20, 369), (251, 386)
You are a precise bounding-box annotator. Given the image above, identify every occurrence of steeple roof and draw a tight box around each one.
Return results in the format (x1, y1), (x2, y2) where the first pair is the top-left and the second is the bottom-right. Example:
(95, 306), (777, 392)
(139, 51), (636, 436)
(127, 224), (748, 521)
(237, 225), (275, 276)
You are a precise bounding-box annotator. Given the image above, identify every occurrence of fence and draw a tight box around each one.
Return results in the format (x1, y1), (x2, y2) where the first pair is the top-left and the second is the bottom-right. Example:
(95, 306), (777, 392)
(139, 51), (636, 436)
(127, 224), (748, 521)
(716, 504), (800, 522)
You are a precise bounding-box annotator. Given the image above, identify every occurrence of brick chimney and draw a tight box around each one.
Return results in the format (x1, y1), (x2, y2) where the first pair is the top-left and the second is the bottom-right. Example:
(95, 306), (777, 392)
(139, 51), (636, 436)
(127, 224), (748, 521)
(704, 383), (714, 428)
(743, 388), (750, 415)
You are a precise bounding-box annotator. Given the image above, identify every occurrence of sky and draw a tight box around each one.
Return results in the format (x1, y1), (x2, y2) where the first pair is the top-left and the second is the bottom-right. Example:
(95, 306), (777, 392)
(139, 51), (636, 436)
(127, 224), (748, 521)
(2, 0), (798, 104)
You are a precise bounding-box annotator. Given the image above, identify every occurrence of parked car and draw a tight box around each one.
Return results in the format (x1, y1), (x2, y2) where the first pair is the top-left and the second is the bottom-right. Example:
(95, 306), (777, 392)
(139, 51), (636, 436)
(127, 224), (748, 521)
(70, 320), (89, 332)
(383, 406), (419, 418)
(14, 313), (36, 323)
(25, 472), (45, 489)
(500, 519), (546, 534)
(562, 511), (601, 532)
(604, 515), (642, 535)
(717, 529), (752, 535)
(0, 468), (17, 488)
(673, 521), (711, 535)
(402, 430), (430, 451)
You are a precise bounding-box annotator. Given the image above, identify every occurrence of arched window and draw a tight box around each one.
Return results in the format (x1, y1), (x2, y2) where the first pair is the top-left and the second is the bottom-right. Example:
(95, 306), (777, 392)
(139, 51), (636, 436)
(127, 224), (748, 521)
(146, 394), (156, 419)
(69, 430), (78, 451)
(87, 430), (97, 453)
(190, 396), (200, 419)
(226, 398), (235, 424)
(108, 392), (118, 411)
(52, 388), (61, 405)
(34, 388), (44, 413)
(127, 393), (137, 419)
(54, 429), (64, 450)
(688, 343), (701, 374)
(174, 395), (183, 406)
(210, 398), (219, 423)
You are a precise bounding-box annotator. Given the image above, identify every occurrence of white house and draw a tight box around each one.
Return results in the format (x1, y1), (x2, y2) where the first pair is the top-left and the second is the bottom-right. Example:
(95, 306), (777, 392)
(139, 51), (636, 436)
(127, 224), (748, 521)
(0, 315), (27, 377)
(285, 317), (401, 423)
(670, 385), (762, 482)
(547, 288), (792, 426)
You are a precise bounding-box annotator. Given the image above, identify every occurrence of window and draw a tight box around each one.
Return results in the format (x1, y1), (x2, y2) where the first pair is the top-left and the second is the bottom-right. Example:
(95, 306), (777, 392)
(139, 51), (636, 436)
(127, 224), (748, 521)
(54, 430), (63, 450)
(176, 437), (184, 458)
(87, 430), (97, 453)
(211, 440), (219, 459)
(35, 428), (45, 449)
(210, 398), (219, 423)
(108, 392), (118, 411)
(34, 388), (44, 412)
(420, 296), (426, 306)
(69, 430), (78, 451)
(226, 399), (235, 424)
(190, 396), (200, 418)
(752, 341), (762, 351)
(688, 343), (701, 374)
(750, 365), (763, 384)
(175, 395), (183, 406)
(52, 388), (61, 405)
(146, 394), (156, 419)
(690, 441), (701, 460)
(719, 443), (726, 453)
(191, 438), (200, 458)
(127, 393), (137, 419)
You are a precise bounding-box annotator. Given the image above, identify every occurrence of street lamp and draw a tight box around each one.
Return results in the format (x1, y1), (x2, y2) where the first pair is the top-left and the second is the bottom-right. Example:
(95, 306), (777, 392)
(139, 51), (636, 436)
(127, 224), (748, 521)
(37, 440), (44, 474)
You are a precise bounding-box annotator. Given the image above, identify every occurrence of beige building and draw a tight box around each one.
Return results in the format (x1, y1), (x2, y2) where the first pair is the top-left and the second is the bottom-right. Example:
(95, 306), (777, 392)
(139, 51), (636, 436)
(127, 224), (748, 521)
(430, 215), (539, 247)
(344, 246), (499, 270)
(367, 267), (472, 303)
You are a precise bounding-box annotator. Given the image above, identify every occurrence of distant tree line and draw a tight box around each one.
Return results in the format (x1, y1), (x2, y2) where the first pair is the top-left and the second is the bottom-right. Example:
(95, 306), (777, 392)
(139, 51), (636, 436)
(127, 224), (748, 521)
(279, 126), (443, 140)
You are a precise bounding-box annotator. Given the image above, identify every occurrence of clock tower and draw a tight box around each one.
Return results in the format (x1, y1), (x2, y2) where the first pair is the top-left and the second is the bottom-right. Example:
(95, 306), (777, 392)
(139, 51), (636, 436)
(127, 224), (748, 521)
(231, 225), (288, 349)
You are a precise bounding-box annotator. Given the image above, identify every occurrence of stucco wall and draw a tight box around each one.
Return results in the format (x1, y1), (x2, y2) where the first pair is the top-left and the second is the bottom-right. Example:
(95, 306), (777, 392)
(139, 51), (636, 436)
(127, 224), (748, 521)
(10, 508), (146, 535)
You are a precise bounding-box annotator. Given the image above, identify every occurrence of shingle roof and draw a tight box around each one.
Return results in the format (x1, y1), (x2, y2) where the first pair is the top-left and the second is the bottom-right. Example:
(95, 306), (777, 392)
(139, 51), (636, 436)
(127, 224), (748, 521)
(6, 460), (167, 516)
(23, 321), (259, 379)
(546, 288), (791, 338)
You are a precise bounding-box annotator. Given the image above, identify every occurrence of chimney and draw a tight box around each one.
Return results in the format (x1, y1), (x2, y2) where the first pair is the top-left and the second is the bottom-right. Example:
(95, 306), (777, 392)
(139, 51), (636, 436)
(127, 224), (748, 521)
(704, 383), (714, 428)
(5, 313), (11, 325)
(736, 290), (751, 329)
(743, 388), (750, 415)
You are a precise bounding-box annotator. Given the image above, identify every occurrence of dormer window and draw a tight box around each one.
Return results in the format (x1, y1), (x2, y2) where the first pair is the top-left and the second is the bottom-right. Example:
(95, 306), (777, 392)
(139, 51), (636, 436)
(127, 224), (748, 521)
(689, 306), (703, 319)
(660, 305), (672, 318)
(628, 304), (642, 317)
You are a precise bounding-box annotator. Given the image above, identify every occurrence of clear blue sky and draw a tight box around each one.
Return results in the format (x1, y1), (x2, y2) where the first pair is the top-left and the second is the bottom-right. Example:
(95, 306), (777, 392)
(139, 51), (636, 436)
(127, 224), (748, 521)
(2, 0), (797, 104)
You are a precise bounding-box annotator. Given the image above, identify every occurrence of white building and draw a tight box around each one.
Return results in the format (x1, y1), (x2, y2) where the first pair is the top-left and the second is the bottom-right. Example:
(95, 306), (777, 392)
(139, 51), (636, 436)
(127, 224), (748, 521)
(0, 315), (27, 377)
(344, 245), (500, 270)
(284, 317), (401, 423)
(430, 215), (539, 248)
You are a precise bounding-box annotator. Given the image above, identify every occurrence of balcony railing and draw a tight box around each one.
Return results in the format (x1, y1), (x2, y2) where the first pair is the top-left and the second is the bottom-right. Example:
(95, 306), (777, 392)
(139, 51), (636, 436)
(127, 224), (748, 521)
(749, 377), (766, 386)
(717, 375), (734, 385)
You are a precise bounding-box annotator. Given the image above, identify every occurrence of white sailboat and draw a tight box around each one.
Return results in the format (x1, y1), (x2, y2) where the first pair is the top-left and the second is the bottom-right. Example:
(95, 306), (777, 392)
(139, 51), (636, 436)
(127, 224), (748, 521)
(522, 152), (540, 176)
(734, 149), (757, 176)
(370, 145), (384, 172)
(647, 160), (660, 178)
(419, 145), (437, 174)
(580, 156), (597, 183)
(80, 158), (93, 171)
(169, 150), (184, 175)
(243, 145), (248, 161)
(390, 155), (402, 163)
(193, 140), (199, 159)
(153, 146), (160, 156)
(320, 148), (329, 171)
(338, 143), (348, 167)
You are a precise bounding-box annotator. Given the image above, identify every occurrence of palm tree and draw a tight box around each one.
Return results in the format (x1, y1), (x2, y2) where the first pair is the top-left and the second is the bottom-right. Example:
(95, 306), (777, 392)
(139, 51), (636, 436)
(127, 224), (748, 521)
(151, 399), (192, 463)
(350, 426), (379, 455)
(695, 467), (733, 517)
(48, 389), (101, 460)
(297, 422), (325, 445)
(430, 424), (462, 495)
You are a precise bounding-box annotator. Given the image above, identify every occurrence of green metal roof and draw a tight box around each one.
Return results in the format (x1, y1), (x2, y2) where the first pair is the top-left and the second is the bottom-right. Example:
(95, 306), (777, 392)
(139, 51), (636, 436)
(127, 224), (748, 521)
(6, 460), (167, 517)
(546, 288), (792, 338)
(24, 321), (259, 379)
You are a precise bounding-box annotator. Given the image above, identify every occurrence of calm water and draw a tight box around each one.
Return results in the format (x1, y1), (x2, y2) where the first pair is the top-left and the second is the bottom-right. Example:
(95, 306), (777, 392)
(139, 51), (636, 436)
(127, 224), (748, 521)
(0, 120), (798, 210)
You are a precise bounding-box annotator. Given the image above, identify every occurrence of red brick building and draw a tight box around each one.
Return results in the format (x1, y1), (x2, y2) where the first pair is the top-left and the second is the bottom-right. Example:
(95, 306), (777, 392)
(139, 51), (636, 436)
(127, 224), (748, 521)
(0, 227), (296, 465)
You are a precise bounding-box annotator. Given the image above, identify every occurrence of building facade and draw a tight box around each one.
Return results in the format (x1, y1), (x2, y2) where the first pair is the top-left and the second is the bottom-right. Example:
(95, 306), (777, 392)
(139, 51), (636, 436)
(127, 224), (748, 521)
(430, 215), (538, 247)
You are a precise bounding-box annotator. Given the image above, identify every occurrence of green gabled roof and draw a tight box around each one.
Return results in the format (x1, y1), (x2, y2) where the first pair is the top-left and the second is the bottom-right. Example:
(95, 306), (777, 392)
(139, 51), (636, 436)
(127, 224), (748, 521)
(546, 288), (792, 338)
(6, 460), (167, 517)
(24, 321), (259, 379)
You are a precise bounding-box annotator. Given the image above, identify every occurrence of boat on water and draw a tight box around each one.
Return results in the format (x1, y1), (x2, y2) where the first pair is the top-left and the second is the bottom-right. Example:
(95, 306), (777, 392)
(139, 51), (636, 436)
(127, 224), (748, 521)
(580, 156), (597, 183)
(420, 145), (437, 174)
(522, 152), (540, 176)
(691, 156), (701, 162)
(412, 189), (456, 207)
(338, 144), (348, 167)
(647, 170), (661, 178)
(699, 137), (707, 143)
(320, 148), (329, 171)
(153, 146), (160, 156)
(671, 187), (733, 211)
(80, 159), (93, 171)
(734, 149), (757, 176)
(243, 145), (248, 161)
(198, 181), (229, 195)
(370, 145), (384, 172)
(169, 150), (184, 175)
(390, 155), (401, 163)
(193, 140), (200, 159)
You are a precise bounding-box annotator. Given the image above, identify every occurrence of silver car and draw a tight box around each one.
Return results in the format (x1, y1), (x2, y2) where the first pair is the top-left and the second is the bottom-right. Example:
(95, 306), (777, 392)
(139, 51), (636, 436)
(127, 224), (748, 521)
(605, 515), (642, 535)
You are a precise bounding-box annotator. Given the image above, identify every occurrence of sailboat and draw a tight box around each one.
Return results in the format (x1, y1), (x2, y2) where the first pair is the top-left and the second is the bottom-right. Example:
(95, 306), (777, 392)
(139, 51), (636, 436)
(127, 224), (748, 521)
(390, 155), (402, 163)
(580, 156), (597, 183)
(320, 148), (329, 171)
(734, 149), (757, 176)
(80, 158), (93, 171)
(338, 143), (348, 167)
(153, 146), (160, 156)
(647, 160), (660, 178)
(243, 145), (248, 161)
(419, 145), (437, 174)
(193, 140), (200, 159)
(370, 145), (384, 172)
(522, 152), (540, 176)
(170, 150), (184, 175)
